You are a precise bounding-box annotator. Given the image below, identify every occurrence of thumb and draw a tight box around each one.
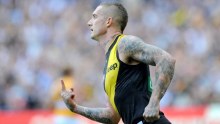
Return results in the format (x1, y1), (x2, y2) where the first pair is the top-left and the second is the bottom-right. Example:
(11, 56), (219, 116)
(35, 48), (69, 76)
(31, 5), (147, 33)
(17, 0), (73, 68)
(61, 80), (66, 91)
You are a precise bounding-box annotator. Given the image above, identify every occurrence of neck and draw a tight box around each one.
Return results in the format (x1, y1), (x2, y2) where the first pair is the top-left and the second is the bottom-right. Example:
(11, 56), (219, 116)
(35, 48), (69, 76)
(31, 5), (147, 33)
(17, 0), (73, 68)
(98, 31), (122, 53)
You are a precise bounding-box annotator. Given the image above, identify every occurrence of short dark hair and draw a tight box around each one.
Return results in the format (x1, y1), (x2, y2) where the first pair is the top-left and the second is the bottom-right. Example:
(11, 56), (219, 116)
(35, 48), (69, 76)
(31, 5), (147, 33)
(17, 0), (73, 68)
(100, 2), (128, 32)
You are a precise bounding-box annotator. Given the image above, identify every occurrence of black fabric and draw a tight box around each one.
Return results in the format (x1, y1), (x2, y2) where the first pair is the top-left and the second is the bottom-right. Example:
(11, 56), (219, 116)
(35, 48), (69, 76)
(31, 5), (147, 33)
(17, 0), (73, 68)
(114, 52), (152, 124)
(104, 35), (170, 124)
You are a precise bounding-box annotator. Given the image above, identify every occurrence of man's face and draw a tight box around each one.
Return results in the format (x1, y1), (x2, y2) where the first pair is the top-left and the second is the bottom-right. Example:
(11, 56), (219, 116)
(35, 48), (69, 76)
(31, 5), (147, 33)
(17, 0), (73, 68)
(88, 6), (108, 41)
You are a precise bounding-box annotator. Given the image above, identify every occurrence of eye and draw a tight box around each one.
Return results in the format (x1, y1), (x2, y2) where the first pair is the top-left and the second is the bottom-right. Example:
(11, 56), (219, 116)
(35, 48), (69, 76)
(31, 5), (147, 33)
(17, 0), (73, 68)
(93, 14), (97, 19)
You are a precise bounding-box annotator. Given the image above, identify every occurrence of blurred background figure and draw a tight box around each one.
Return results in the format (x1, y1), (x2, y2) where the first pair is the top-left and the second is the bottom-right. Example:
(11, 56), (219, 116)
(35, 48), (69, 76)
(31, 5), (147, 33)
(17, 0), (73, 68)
(48, 66), (80, 124)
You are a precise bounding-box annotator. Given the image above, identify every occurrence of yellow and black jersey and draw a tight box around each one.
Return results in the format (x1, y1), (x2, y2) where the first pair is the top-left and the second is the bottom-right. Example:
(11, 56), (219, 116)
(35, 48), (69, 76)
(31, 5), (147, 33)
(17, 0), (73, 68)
(103, 35), (153, 124)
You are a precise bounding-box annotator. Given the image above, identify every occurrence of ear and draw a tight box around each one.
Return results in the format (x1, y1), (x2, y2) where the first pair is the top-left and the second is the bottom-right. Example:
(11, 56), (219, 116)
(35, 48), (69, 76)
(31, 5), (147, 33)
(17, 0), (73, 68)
(106, 17), (113, 27)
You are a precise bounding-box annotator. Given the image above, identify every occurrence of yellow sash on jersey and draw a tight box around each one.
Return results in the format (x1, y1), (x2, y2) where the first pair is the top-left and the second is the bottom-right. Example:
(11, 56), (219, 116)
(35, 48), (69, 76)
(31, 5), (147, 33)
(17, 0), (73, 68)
(105, 35), (124, 113)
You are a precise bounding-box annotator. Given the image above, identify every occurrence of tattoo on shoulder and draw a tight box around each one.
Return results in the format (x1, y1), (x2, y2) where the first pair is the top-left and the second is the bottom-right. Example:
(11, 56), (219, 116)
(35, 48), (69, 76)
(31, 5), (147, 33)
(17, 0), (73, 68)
(119, 36), (143, 55)
(118, 35), (163, 65)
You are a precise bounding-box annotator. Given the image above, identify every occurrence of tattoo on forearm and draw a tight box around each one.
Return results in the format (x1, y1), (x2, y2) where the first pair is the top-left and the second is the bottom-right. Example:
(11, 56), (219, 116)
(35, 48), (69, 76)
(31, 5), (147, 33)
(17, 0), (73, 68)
(154, 57), (175, 100)
(75, 105), (114, 124)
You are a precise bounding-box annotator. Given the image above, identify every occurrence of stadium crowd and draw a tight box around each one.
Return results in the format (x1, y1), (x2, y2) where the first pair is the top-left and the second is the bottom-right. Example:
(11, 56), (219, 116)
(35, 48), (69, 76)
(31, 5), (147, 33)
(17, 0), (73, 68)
(0, 0), (220, 110)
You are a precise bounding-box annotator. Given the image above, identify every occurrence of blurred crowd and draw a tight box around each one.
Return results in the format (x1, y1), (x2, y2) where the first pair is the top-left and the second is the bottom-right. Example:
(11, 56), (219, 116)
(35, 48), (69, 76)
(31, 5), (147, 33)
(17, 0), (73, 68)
(0, 0), (219, 110)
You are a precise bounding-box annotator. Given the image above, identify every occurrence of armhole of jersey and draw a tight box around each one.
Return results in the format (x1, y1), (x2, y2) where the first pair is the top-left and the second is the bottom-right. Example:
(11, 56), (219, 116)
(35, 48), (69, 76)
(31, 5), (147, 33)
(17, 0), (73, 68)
(115, 36), (142, 66)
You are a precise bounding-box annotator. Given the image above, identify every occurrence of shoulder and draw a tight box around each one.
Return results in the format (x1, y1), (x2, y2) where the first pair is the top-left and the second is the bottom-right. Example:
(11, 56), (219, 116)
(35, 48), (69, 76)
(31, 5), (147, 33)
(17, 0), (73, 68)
(118, 35), (146, 56)
(117, 35), (147, 64)
(119, 35), (143, 46)
(118, 35), (175, 66)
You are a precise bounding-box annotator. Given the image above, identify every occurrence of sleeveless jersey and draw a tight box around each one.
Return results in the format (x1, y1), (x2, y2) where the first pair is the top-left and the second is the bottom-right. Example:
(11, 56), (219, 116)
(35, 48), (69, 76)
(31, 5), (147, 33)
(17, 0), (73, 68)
(103, 34), (153, 124)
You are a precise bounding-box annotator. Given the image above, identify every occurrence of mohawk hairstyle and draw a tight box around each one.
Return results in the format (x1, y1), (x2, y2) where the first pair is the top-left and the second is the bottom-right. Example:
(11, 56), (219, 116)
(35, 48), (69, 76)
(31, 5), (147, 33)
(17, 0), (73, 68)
(100, 1), (128, 32)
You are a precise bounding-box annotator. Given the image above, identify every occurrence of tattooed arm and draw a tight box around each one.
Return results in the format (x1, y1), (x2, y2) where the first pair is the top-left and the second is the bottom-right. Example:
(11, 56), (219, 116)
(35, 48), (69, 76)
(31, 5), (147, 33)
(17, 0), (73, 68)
(60, 80), (120, 124)
(73, 103), (120, 124)
(118, 35), (176, 122)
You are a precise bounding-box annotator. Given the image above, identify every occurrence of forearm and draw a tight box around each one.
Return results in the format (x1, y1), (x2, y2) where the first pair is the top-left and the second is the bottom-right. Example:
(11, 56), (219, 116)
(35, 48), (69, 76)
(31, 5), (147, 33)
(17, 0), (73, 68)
(61, 80), (119, 124)
(70, 104), (116, 124)
(149, 57), (175, 104)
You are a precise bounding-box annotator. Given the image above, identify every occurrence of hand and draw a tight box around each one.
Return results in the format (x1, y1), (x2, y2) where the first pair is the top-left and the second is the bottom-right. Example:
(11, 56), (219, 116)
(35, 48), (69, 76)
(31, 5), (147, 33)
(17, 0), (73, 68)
(143, 103), (160, 122)
(60, 80), (76, 111)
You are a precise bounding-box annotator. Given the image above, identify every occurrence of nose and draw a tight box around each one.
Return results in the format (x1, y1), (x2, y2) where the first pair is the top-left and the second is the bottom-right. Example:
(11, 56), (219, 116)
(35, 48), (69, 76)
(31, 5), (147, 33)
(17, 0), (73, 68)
(87, 19), (92, 27)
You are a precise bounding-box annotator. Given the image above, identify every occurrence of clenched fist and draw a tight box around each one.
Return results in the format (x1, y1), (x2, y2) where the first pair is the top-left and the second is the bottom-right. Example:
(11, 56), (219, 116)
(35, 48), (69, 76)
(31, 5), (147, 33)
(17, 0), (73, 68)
(143, 102), (160, 122)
